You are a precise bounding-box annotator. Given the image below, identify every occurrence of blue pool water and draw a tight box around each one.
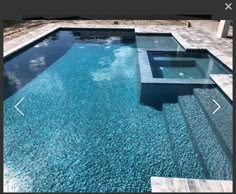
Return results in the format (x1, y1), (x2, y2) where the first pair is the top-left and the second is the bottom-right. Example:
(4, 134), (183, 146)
(4, 30), (232, 192)
(148, 51), (231, 79)
(136, 34), (185, 51)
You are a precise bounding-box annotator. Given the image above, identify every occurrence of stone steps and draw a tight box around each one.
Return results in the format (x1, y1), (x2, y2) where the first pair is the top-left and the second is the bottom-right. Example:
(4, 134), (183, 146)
(193, 87), (232, 157)
(178, 95), (232, 179)
(162, 103), (207, 179)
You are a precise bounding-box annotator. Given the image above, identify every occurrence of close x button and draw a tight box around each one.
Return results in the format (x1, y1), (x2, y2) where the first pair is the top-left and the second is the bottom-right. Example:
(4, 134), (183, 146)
(225, 3), (232, 10)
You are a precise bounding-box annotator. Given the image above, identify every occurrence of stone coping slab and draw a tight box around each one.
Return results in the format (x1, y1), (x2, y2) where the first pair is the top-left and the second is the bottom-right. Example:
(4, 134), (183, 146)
(151, 177), (232, 192)
(210, 74), (233, 101)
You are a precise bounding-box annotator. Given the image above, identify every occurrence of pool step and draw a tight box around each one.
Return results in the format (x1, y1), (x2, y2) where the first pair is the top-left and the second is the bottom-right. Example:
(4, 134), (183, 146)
(193, 88), (232, 158)
(178, 95), (232, 180)
(162, 103), (208, 179)
(151, 177), (232, 192)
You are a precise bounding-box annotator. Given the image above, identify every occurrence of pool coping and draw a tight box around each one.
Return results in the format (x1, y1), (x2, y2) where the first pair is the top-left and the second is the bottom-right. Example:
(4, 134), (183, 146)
(3, 24), (233, 101)
(151, 177), (232, 192)
(210, 74), (233, 101)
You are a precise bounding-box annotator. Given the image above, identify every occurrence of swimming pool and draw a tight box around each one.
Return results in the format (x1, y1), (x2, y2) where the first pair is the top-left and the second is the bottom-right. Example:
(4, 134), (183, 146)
(4, 29), (232, 192)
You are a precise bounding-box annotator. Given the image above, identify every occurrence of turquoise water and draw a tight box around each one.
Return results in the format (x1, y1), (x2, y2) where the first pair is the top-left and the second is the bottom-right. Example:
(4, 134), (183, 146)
(149, 51), (231, 79)
(4, 31), (232, 192)
(136, 35), (185, 51)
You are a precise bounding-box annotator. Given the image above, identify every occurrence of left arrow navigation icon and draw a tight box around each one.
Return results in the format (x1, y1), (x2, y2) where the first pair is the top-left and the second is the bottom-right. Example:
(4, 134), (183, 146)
(14, 97), (25, 117)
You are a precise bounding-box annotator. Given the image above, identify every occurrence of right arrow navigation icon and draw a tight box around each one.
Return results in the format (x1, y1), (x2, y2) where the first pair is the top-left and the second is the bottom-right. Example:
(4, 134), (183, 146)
(212, 99), (221, 114)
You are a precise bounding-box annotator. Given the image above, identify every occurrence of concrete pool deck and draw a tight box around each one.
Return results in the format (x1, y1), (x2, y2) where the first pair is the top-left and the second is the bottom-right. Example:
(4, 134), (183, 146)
(3, 22), (233, 101)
